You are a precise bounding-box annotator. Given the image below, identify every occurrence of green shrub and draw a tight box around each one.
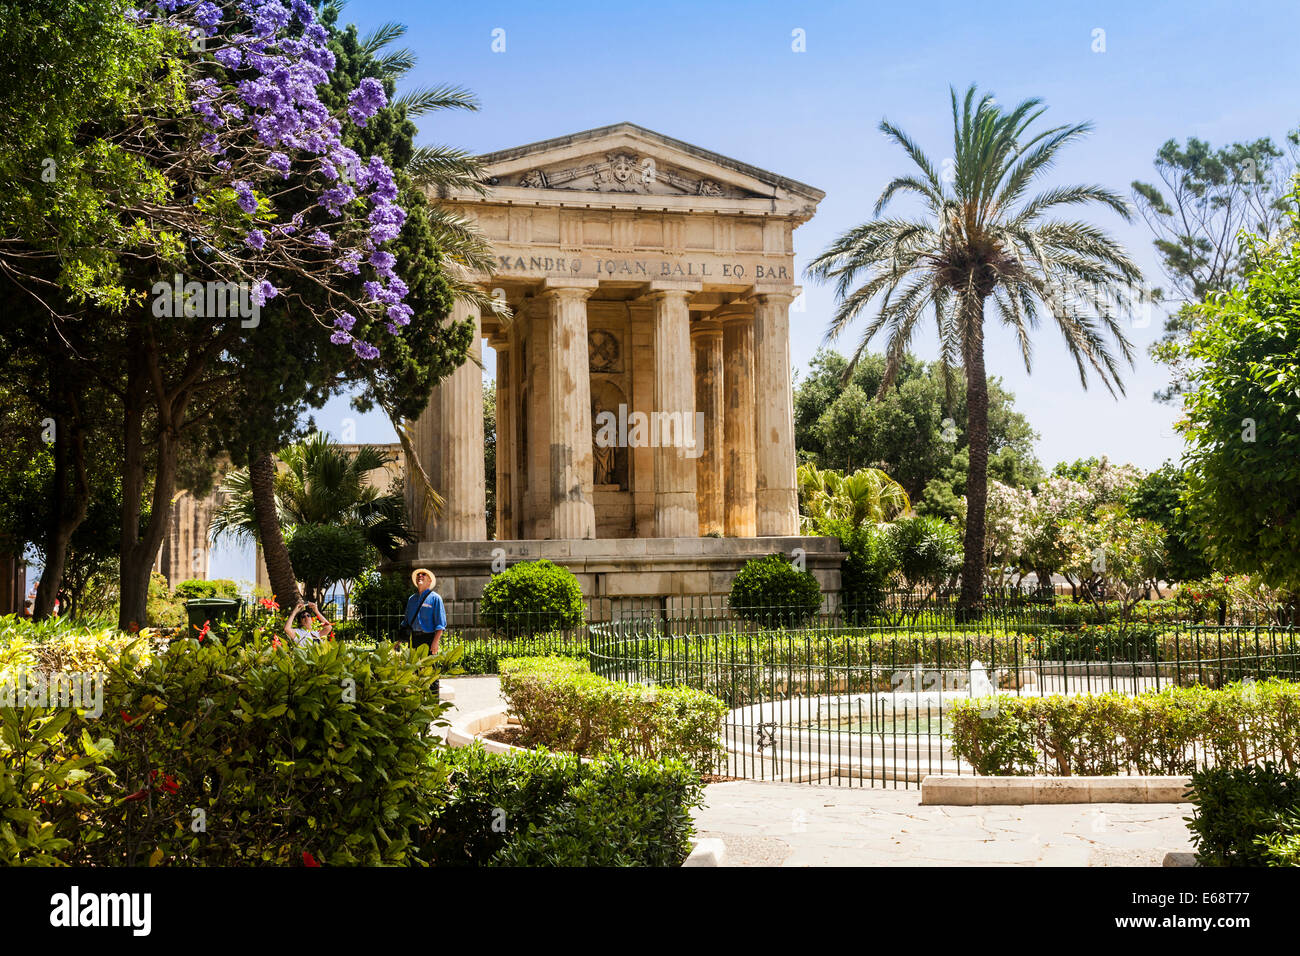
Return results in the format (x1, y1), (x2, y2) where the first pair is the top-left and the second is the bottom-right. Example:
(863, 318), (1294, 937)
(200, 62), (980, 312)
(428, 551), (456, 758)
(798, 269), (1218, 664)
(480, 560), (585, 636)
(949, 680), (1300, 777)
(1186, 765), (1300, 867)
(286, 524), (370, 605)
(352, 569), (413, 641)
(729, 553), (823, 626)
(498, 656), (726, 772)
(888, 515), (962, 593)
(444, 632), (588, 675)
(174, 579), (241, 600)
(819, 517), (899, 620)
(0, 708), (117, 866)
(425, 744), (703, 867)
(90, 636), (453, 866)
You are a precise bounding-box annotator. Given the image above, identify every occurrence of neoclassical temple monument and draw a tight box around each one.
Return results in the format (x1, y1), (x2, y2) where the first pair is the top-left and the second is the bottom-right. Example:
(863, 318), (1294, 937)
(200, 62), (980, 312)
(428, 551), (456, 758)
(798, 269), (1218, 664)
(398, 123), (843, 600)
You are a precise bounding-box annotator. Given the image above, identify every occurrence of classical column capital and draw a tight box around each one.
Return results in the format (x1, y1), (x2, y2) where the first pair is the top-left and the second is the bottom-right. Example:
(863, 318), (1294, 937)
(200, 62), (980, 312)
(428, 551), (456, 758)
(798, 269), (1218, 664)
(540, 276), (599, 298)
(690, 320), (723, 340)
(645, 279), (702, 300)
(743, 285), (797, 306)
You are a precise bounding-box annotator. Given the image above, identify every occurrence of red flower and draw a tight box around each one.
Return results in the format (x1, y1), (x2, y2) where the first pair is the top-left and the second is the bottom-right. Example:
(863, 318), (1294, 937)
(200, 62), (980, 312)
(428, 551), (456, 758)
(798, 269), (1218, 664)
(196, 620), (211, 642)
(302, 851), (320, 867)
(272, 635), (282, 650)
(123, 788), (149, 803)
(259, 598), (279, 610)
(127, 621), (139, 633)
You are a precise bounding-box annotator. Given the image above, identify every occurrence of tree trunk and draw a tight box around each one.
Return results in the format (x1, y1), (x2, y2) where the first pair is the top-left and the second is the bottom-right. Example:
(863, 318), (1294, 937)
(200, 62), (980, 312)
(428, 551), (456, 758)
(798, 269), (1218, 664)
(249, 448), (299, 609)
(956, 299), (989, 621)
(34, 403), (89, 620)
(117, 349), (184, 630)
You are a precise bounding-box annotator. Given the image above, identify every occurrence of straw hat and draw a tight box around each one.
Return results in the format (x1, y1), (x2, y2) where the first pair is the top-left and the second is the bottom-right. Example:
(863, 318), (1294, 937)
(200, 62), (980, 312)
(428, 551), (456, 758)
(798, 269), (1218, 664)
(411, 568), (436, 589)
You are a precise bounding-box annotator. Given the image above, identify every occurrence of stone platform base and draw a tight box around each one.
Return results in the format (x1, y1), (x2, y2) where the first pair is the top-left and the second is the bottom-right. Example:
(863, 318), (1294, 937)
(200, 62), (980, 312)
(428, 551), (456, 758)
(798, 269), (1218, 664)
(388, 535), (844, 603)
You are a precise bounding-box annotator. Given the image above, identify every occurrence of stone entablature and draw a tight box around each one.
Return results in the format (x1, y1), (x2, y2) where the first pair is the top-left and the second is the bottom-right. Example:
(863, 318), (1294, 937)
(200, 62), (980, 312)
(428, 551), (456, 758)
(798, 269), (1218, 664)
(404, 122), (824, 554)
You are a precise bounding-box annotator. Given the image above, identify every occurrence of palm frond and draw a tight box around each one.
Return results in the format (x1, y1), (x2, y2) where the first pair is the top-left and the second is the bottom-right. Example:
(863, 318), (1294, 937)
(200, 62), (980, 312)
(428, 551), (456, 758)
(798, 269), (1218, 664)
(391, 84), (479, 117)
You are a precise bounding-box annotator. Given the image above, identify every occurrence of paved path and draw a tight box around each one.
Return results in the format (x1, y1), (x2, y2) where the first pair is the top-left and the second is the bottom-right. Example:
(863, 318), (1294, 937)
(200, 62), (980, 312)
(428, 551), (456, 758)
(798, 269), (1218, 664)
(439, 676), (1194, 866)
(694, 782), (1193, 866)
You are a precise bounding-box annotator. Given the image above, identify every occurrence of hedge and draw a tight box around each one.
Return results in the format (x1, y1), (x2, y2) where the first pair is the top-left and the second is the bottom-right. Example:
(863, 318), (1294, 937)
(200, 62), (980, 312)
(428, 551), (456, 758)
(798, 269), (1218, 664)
(729, 553), (823, 627)
(948, 679), (1300, 777)
(422, 743), (704, 867)
(1, 620), (452, 866)
(498, 657), (726, 772)
(1186, 764), (1300, 867)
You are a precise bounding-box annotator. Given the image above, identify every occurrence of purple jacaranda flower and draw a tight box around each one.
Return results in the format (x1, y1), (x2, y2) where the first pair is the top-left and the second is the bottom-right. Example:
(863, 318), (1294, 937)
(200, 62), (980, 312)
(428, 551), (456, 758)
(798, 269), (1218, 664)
(352, 339), (380, 360)
(346, 77), (386, 127)
(266, 151), (291, 177)
(334, 312), (356, 332)
(213, 46), (242, 70)
(250, 279), (278, 306)
(245, 229), (266, 251)
(233, 181), (258, 214)
(337, 250), (362, 274)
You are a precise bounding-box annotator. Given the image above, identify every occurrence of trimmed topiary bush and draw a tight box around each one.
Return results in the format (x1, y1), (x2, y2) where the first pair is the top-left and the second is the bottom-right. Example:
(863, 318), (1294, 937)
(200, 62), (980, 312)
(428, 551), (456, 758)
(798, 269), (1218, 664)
(479, 559), (585, 636)
(728, 553), (823, 626)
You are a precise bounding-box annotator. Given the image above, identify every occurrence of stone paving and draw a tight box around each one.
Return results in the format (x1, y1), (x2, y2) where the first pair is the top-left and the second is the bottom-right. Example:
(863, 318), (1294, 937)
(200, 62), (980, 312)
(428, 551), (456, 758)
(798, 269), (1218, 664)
(694, 782), (1194, 867)
(439, 676), (1196, 867)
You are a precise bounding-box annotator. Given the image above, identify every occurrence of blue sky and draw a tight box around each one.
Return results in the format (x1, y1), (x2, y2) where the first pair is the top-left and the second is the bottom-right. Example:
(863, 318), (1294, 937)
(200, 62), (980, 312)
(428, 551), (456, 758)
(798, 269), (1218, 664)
(214, 0), (1300, 580)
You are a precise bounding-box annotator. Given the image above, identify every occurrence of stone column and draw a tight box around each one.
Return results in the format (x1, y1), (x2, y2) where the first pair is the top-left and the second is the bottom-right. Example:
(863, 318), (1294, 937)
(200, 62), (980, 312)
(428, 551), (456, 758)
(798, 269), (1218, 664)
(751, 291), (798, 536)
(493, 341), (513, 540)
(440, 302), (486, 540)
(691, 322), (724, 536)
(404, 301), (486, 541)
(542, 280), (598, 539)
(721, 312), (757, 537)
(648, 286), (699, 537)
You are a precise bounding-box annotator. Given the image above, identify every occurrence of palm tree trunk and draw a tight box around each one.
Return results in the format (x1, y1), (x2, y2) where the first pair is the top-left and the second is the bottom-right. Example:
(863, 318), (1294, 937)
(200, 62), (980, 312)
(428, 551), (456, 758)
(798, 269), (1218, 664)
(249, 449), (300, 609)
(957, 301), (989, 620)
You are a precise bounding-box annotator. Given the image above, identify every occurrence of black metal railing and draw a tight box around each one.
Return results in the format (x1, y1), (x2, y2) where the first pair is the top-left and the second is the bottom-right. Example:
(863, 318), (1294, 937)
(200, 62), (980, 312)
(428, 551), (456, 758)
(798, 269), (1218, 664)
(586, 614), (1300, 786)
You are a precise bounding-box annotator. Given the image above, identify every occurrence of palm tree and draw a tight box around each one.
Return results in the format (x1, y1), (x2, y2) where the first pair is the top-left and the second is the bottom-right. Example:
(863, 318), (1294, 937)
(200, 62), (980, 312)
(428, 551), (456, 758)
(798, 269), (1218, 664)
(807, 85), (1143, 617)
(212, 433), (416, 581)
(797, 463), (911, 532)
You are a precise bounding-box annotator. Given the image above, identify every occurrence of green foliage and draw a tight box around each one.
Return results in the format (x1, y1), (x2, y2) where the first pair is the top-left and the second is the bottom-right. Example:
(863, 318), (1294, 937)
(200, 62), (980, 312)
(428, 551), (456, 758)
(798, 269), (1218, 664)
(949, 680), (1300, 777)
(0, 707), (118, 866)
(1186, 764), (1300, 867)
(94, 635), (451, 865)
(285, 523), (370, 605)
(479, 560), (585, 636)
(443, 633), (589, 675)
(820, 518), (899, 617)
(145, 572), (185, 629)
(797, 462), (910, 530)
(427, 744), (704, 867)
(887, 515), (963, 593)
(173, 579), (241, 600)
(1125, 462), (1212, 584)
(729, 553), (824, 626)
(1179, 206), (1300, 594)
(352, 568), (413, 641)
(793, 349), (1042, 509)
(498, 657), (727, 772)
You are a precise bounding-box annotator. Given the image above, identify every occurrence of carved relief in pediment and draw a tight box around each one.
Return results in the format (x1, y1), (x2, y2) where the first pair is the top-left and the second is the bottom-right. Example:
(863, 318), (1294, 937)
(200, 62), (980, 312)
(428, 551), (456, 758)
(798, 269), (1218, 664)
(499, 151), (751, 198)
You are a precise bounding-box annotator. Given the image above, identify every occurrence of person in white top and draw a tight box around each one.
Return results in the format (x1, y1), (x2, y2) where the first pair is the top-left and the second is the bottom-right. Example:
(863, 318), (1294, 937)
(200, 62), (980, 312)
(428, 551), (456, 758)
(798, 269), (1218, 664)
(284, 601), (334, 645)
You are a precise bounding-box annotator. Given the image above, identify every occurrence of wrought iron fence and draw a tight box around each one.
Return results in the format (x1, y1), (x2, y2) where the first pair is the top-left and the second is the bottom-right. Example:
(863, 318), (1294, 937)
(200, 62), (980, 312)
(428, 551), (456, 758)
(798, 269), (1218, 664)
(587, 613), (1300, 787)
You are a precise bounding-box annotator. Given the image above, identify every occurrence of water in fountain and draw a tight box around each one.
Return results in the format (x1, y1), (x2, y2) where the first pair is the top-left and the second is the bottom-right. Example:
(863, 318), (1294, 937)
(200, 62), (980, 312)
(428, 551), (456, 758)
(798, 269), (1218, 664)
(969, 659), (996, 697)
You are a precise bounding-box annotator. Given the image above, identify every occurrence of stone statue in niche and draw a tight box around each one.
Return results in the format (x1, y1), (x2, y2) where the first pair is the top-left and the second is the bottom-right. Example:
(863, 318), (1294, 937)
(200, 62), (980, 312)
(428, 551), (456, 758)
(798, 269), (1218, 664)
(588, 329), (621, 372)
(592, 399), (615, 485)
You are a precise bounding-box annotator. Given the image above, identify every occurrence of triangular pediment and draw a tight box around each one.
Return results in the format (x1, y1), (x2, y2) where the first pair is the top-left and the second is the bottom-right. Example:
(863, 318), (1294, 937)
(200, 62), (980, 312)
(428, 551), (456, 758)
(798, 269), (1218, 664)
(471, 122), (824, 209)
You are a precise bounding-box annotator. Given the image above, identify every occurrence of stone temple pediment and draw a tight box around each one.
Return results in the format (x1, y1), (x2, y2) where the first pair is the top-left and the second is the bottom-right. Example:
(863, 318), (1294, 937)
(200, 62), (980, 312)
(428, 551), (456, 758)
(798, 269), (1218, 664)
(457, 122), (824, 222)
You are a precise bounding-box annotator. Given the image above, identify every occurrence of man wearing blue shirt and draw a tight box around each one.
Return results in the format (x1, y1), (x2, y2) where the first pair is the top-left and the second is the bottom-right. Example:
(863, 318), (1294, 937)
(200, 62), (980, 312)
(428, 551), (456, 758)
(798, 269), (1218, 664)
(403, 568), (446, 656)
